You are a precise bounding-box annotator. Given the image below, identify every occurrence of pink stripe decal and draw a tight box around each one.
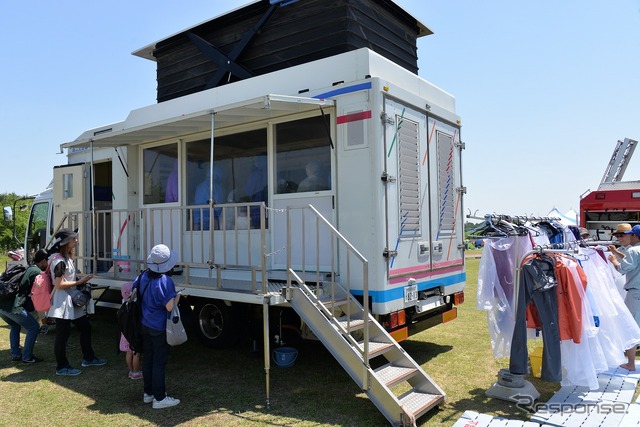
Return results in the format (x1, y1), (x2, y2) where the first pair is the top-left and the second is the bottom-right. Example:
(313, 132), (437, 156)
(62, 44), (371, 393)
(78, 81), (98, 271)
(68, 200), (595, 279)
(390, 259), (461, 275)
(388, 262), (463, 285)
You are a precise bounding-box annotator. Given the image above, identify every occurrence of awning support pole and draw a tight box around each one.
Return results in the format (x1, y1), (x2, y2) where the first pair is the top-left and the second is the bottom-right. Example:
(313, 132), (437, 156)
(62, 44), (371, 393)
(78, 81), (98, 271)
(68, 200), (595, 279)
(263, 295), (271, 410)
(209, 113), (215, 259)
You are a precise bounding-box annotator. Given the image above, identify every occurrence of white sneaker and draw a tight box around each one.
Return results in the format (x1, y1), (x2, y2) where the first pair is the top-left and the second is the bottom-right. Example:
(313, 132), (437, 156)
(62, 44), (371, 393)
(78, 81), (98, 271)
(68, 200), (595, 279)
(143, 393), (154, 404)
(152, 395), (180, 409)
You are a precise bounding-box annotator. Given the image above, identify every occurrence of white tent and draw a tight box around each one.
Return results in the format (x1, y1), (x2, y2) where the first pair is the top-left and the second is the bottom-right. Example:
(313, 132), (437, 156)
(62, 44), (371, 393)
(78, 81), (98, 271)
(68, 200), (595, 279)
(547, 207), (577, 226)
(565, 209), (579, 226)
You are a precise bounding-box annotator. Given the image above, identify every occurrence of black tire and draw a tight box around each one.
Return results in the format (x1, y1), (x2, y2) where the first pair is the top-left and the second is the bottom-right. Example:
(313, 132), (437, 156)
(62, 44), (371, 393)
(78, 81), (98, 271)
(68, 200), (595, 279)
(194, 299), (238, 349)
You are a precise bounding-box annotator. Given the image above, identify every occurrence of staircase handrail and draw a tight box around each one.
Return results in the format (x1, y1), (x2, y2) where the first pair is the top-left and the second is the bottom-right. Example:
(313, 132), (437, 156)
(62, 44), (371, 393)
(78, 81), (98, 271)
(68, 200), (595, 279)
(285, 204), (370, 366)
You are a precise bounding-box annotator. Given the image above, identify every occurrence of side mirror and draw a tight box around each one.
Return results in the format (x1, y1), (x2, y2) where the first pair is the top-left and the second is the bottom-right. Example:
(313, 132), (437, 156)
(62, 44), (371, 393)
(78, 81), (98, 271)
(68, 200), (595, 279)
(3, 206), (13, 222)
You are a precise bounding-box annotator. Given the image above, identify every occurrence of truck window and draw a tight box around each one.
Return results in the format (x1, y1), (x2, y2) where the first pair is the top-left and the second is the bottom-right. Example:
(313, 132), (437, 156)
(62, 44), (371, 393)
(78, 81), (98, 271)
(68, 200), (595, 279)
(274, 115), (332, 194)
(143, 144), (178, 204)
(186, 129), (267, 205)
(186, 129), (267, 229)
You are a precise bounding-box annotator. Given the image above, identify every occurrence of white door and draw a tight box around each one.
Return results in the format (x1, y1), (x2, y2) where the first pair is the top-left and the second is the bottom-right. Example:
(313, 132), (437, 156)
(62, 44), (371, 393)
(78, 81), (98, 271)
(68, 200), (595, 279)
(52, 163), (91, 264)
(427, 117), (464, 268)
(383, 99), (429, 275)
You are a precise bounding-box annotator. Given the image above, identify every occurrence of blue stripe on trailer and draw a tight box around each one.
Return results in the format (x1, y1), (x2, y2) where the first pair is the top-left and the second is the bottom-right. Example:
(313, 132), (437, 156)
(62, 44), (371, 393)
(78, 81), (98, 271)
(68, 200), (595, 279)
(350, 272), (466, 303)
(313, 82), (373, 99)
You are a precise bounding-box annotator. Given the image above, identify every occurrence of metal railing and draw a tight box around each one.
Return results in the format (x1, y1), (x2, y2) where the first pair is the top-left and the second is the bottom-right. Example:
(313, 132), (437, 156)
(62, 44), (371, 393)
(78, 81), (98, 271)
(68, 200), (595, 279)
(57, 202), (268, 293)
(52, 202), (368, 319)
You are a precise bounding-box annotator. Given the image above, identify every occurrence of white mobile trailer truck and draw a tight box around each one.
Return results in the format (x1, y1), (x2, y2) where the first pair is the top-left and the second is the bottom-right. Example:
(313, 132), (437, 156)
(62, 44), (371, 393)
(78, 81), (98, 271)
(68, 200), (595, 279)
(18, 49), (465, 423)
(12, 1), (466, 423)
(25, 47), (465, 343)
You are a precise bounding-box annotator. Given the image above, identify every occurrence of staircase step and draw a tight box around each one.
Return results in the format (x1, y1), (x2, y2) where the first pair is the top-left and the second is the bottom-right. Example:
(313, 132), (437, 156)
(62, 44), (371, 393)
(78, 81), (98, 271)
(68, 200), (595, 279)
(319, 297), (349, 310)
(357, 340), (395, 357)
(397, 390), (443, 419)
(336, 313), (366, 331)
(374, 363), (418, 388)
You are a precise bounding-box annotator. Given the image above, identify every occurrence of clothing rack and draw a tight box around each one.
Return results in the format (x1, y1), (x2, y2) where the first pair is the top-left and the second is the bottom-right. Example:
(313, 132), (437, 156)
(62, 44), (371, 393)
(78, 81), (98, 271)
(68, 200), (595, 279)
(583, 240), (615, 246)
(532, 240), (614, 250)
(486, 243), (581, 403)
(483, 225), (618, 402)
(466, 213), (562, 223)
(467, 213), (565, 239)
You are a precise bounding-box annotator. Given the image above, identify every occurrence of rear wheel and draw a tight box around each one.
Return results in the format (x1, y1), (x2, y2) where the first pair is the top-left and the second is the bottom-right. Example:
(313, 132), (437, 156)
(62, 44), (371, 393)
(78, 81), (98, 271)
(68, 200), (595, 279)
(194, 299), (238, 348)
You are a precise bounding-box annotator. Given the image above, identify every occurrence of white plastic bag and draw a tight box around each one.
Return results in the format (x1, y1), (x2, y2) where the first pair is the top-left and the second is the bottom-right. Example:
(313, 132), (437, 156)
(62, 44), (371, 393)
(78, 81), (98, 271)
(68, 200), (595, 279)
(166, 303), (187, 346)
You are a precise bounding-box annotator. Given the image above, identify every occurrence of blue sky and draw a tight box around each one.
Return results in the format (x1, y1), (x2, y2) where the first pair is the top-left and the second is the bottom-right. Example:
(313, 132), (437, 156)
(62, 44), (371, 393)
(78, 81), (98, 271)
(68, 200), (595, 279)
(2, 0), (639, 220)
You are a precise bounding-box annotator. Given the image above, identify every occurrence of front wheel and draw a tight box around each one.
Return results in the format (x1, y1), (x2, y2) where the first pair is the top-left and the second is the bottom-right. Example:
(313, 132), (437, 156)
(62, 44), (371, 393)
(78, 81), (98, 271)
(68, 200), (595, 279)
(194, 299), (239, 349)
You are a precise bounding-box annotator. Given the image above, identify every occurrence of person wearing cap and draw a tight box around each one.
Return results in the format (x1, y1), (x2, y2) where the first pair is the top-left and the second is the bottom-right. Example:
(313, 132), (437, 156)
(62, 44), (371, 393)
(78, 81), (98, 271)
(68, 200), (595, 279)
(138, 244), (181, 409)
(0, 249), (49, 364)
(579, 227), (590, 240)
(608, 224), (640, 370)
(608, 223), (633, 260)
(48, 228), (107, 376)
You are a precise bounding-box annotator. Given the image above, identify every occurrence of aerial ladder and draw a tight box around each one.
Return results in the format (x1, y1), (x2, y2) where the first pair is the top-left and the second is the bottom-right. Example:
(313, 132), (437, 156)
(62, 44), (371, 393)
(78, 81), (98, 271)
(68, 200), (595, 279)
(599, 137), (637, 188)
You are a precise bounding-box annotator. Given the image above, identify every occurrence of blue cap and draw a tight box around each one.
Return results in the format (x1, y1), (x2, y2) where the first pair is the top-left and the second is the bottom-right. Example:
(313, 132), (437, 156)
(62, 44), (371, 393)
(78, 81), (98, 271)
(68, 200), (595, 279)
(623, 224), (640, 236)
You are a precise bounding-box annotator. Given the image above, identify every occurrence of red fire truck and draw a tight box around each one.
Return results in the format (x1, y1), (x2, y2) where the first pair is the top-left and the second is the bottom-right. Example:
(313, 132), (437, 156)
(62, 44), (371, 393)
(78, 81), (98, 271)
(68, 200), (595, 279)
(580, 138), (640, 240)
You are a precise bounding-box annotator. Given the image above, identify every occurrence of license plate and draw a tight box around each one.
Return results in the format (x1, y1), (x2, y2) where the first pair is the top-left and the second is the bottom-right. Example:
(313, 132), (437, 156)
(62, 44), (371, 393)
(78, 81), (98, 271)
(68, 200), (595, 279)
(404, 284), (418, 303)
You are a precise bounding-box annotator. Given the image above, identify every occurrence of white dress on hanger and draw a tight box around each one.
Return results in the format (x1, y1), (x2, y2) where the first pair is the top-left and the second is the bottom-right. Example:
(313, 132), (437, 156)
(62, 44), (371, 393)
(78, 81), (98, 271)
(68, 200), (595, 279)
(477, 235), (533, 358)
(584, 248), (640, 353)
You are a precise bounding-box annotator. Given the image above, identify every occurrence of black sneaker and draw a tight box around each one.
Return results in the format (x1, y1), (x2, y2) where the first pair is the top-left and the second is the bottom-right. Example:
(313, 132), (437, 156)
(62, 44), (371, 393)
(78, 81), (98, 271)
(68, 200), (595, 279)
(22, 356), (43, 364)
(11, 355), (22, 362)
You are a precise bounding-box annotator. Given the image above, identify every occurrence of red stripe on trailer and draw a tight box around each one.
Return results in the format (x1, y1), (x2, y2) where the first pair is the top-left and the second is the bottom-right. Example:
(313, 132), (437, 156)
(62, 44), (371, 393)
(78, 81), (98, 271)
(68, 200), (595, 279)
(337, 110), (372, 124)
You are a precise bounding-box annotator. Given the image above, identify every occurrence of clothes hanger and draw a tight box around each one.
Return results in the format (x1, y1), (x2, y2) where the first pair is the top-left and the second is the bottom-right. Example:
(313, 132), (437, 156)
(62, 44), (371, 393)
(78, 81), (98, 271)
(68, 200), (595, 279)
(468, 215), (510, 238)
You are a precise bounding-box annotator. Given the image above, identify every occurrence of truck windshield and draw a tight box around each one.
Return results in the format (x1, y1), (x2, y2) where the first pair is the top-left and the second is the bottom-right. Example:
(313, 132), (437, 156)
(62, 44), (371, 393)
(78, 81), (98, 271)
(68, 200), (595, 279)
(26, 201), (50, 262)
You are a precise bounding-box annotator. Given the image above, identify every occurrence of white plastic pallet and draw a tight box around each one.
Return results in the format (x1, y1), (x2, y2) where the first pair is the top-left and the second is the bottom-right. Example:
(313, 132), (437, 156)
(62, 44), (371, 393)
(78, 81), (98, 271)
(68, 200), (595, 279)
(452, 410), (538, 427)
(530, 374), (637, 426)
(454, 370), (640, 427)
(545, 375), (637, 405)
(619, 402), (640, 426)
(600, 365), (640, 381)
(531, 401), (628, 427)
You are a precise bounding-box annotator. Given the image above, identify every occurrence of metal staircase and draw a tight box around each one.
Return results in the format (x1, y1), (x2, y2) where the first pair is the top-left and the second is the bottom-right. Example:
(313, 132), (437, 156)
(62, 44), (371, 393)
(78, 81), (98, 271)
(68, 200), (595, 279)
(284, 269), (445, 426)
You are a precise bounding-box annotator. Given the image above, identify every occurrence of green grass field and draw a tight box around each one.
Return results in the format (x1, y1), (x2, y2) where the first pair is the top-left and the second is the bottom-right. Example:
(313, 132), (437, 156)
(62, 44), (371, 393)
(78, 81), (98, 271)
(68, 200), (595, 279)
(0, 255), (559, 426)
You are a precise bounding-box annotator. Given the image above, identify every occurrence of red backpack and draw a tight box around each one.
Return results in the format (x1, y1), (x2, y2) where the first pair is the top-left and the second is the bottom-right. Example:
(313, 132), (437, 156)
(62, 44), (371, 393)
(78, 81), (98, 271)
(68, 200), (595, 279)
(31, 255), (63, 312)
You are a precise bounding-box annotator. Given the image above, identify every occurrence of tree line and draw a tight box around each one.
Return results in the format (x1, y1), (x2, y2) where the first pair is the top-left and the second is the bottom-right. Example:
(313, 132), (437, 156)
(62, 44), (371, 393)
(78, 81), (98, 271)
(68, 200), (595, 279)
(0, 193), (32, 252)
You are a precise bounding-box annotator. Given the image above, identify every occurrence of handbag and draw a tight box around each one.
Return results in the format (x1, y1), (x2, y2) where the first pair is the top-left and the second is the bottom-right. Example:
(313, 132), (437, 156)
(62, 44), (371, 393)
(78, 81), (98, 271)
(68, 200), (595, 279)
(70, 284), (92, 307)
(166, 303), (188, 346)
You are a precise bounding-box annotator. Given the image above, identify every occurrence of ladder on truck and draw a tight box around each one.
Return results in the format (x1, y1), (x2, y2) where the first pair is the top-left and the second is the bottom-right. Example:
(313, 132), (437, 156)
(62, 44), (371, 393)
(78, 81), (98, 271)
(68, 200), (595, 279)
(600, 137), (637, 187)
(283, 206), (444, 427)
